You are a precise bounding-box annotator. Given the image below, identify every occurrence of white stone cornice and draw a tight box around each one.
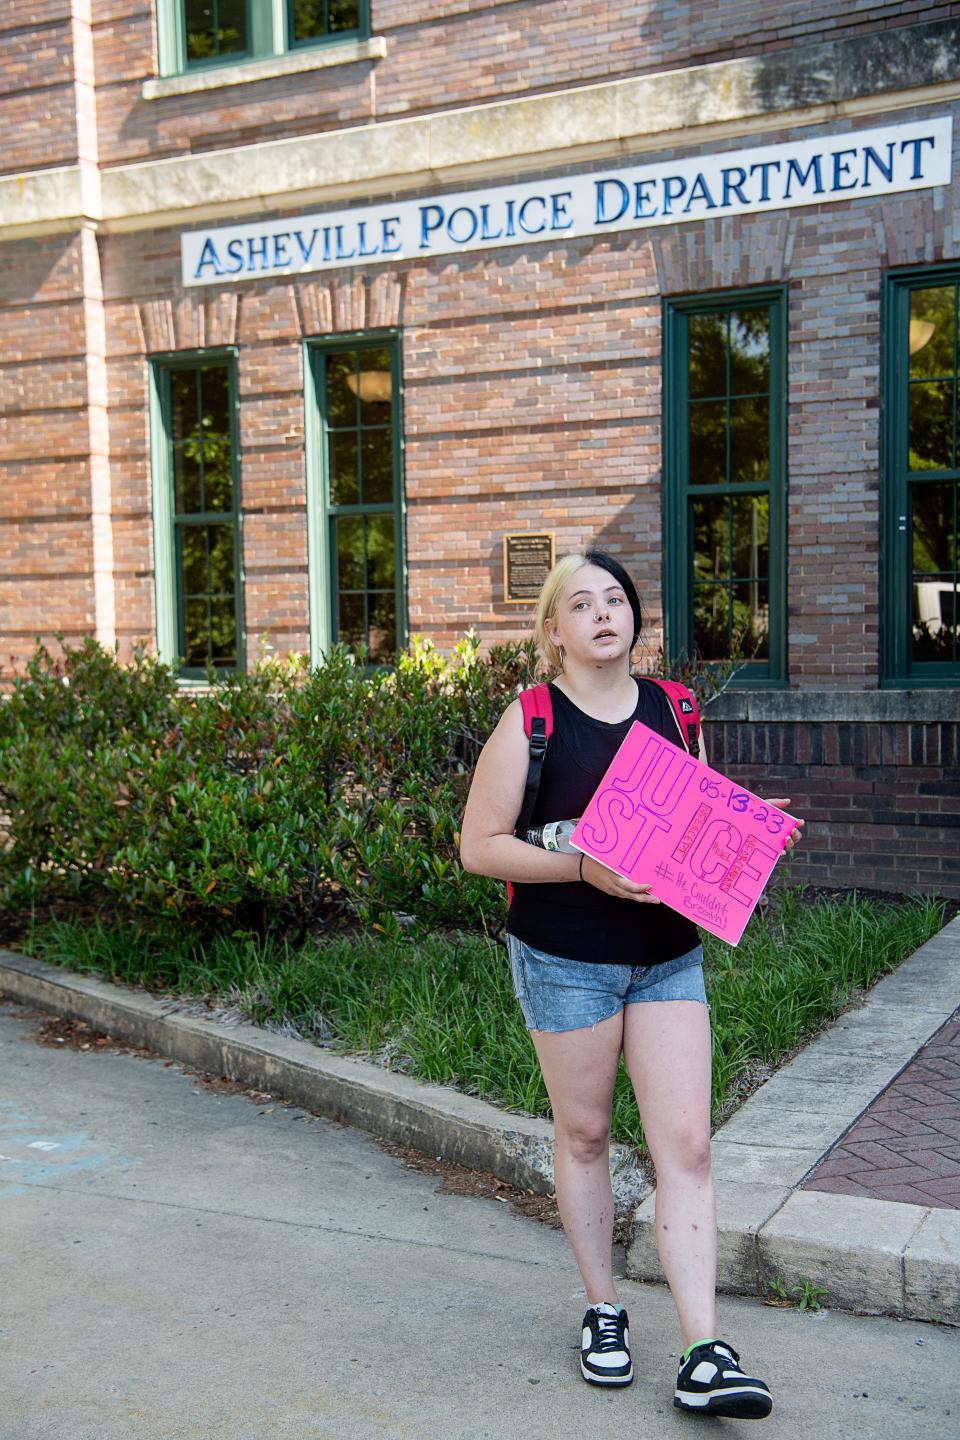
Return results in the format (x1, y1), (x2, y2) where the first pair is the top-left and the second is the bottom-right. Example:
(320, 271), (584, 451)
(1, 52), (959, 240)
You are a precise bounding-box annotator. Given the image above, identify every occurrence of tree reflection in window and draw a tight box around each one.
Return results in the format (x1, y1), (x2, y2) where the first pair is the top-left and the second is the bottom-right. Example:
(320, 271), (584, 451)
(687, 306), (772, 660)
(289, 0), (361, 46)
(908, 287), (960, 664)
(169, 363), (239, 670)
(184, 0), (248, 64)
(323, 345), (398, 663)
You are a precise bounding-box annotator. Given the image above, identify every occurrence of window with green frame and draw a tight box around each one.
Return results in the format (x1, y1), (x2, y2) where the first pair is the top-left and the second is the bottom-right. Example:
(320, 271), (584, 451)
(663, 290), (786, 683)
(883, 269), (960, 684)
(309, 338), (404, 664)
(152, 356), (243, 676)
(162, 0), (367, 73)
(287, 1), (364, 48)
(182, 0), (250, 65)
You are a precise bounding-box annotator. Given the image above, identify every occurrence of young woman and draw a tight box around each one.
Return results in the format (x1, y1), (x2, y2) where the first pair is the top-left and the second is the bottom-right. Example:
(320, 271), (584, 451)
(460, 550), (802, 1419)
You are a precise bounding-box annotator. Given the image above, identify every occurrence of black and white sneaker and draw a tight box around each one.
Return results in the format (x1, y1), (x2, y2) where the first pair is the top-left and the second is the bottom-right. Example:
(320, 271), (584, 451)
(580, 1303), (633, 1386)
(674, 1340), (772, 1418)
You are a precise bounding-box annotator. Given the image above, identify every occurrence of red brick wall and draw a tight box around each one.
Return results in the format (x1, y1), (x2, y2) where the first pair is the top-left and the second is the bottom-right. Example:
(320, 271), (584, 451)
(88, 1), (960, 167)
(53, 100), (949, 686)
(0, 2), (81, 171)
(709, 718), (960, 898)
(0, 232), (97, 672)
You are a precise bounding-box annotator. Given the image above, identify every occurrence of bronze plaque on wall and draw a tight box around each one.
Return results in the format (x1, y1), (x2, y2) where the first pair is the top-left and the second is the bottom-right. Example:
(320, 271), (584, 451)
(503, 533), (555, 604)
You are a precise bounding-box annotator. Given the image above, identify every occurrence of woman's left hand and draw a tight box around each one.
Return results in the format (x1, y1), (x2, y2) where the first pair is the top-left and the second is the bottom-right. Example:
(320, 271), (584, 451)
(763, 798), (804, 852)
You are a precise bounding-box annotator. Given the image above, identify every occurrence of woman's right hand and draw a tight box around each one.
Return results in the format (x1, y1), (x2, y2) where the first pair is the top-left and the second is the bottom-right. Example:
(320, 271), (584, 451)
(580, 855), (661, 903)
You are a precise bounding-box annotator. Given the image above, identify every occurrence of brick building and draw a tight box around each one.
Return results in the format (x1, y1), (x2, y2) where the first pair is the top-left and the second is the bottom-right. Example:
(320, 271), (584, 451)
(1, 2), (959, 895)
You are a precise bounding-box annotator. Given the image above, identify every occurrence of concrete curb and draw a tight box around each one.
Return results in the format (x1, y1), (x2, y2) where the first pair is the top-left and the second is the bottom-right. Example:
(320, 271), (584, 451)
(0, 949), (651, 1212)
(626, 914), (960, 1325)
(4, 918), (958, 1325)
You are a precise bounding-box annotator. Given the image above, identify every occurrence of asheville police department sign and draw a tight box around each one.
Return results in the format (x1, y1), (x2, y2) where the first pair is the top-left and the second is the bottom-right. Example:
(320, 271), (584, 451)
(183, 117), (952, 287)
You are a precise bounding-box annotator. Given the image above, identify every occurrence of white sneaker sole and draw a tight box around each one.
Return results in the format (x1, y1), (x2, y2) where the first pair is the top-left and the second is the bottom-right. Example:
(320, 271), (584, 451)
(581, 1359), (633, 1387)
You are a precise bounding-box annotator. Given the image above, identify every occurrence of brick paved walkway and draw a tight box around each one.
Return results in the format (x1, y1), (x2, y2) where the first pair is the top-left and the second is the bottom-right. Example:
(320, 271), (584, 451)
(804, 1010), (960, 1209)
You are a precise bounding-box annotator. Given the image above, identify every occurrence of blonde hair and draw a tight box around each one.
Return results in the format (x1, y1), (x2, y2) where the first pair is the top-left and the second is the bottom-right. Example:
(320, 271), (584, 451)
(534, 553), (590, 673)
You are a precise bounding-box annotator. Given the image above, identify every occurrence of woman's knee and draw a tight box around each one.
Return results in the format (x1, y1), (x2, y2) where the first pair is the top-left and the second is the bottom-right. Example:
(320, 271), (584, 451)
(652, 1126), (712, 1182)
(556, 1116), (611, 1165)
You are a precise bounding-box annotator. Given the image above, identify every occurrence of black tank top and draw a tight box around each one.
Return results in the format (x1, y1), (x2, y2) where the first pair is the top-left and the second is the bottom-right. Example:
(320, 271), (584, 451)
(507, 679), (701, 965)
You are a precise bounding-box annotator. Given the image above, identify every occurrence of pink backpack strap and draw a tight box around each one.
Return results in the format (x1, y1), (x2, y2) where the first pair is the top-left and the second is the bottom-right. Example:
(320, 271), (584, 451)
(516, 683), (553, 835)
(640, 677), (701, 757)
(518, 681), (554, 742)
(508, 684), (554, 906)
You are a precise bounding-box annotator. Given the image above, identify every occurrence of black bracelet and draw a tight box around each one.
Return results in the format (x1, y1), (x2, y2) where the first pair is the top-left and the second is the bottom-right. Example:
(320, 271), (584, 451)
(578, 853), (585, 880)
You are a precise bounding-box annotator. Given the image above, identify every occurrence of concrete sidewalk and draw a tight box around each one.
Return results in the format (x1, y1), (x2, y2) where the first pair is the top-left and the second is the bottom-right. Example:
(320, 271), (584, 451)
(2, 915), (959, 1327)
(1, 996), (954, 1440)
(628, 915), (960, 1323)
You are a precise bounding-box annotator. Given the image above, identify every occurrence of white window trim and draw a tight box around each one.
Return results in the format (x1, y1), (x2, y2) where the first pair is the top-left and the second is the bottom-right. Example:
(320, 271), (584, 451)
(148, 37), (386, 100)
(152, 0), (382, 92)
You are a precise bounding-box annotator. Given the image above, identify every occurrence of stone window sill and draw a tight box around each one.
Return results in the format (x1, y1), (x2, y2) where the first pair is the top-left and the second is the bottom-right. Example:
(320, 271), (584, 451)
(143, 36), (387, 100)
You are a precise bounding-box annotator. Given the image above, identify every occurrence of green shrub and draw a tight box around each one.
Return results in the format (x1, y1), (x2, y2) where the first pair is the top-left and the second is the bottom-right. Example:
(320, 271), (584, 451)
(0, 634), (543, 936)
(0, 629), (759, 940)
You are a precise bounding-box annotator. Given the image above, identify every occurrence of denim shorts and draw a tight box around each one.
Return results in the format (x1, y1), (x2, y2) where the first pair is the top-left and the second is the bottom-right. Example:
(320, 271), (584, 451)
(506, 935), (707, 1033)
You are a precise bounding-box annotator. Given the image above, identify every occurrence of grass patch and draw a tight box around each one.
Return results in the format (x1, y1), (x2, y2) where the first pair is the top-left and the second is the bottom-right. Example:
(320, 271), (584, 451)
(26, 888), (947, 1150)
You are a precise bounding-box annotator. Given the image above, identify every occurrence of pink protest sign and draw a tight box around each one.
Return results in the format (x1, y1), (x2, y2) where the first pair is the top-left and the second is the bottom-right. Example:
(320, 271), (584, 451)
(570, 721), (799, 946)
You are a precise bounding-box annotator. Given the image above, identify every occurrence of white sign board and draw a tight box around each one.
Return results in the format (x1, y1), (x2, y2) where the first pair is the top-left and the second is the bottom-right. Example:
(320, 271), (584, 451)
(182, 117), (952, 287)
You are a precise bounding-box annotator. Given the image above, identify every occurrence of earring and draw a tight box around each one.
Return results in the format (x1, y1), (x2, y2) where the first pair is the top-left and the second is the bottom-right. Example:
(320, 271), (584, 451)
(557, 644), (565, 672)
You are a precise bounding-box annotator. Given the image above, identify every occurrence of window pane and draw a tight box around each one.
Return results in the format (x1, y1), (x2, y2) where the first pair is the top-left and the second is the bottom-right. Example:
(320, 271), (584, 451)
(185, 0), (247, 61)
(688, 313), (726, 399)
(183, 598), (209, 667)
(359, 347), (393, 424)
(291, 0), (325, 42)
(338, 592), (365, 651)
(207, 524), (236, 597)
(178, 525), (236, 664)
(170, 364), (232, 513)
(321, 341), (400, 662)
(368, 592), (396, 664)
(201, 439), (233, 511)
(912, 481), (955, 576)
(693, 584), (729, 659)
(692, 495), (772, 659)
(336, 516), (364, 588)
(909, 380), (954, 471)
(729, 309), (770, 395)
(915, 576), (955, 659)
(688, 400), (726, 484)
(199, 366), (230, 435)
(170, 370), (196, 441)
(730, 395), (770, 484)
(911, 480), (957, 663)
(733, 579), (769, 660)
(913, 577), (957, 661)
(366, 515), (395, 588)
(164, 361), (240, 672)
(329, 0), (361, 32)
(217, 0), (247, 53)
(731, 495), (770, 579)
(184, 1), (217, 60)
(693, 496), (729, 581)
(173, 446), (202, 515)
(909, 287), (955, 380)
(180, 526), (207, 597)
(361, 431), (392, 503)
(208, 599), (237, 666)
(329, 432), (359, 506)
(326, 351), (357, 426)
